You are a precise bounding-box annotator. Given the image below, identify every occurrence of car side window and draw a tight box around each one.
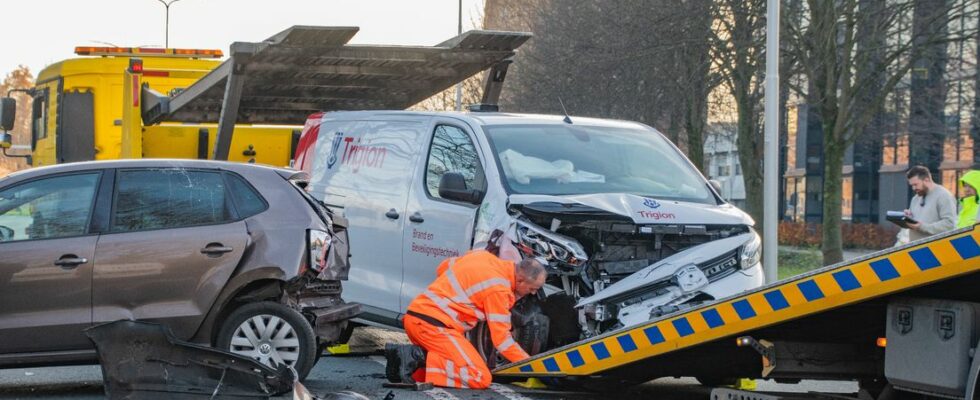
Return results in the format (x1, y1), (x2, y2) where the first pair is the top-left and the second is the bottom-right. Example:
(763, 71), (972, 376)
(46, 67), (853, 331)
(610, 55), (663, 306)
(425, 125), (485, 200)
(112, 169), (232, 232)
(224, 172), (268, 218)
(0, 172), (101, 242)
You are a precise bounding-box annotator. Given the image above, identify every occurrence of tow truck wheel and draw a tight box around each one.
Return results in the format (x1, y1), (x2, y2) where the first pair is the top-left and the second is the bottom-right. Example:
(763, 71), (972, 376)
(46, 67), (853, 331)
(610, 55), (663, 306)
(216, 301), (317, 380)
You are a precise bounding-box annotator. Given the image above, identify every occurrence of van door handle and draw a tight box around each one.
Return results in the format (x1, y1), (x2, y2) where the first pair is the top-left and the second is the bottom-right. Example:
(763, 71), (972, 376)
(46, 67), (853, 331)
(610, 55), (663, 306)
(409, 212), (424, 223)
(385, 209), (400, 220)
(54, 255), (88, 269)
(201, 243), (233, 256)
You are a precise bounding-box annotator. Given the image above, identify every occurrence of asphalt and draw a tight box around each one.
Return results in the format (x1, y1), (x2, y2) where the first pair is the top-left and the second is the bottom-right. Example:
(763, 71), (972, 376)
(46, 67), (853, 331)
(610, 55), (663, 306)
(0, 358), (859, 400)
(0, 328), (860, 399)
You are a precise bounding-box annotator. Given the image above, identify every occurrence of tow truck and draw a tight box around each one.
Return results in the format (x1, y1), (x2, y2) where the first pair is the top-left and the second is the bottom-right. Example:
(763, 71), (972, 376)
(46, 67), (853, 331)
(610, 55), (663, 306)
(0, 26), (530, 167)
(493, 225), (980, 399)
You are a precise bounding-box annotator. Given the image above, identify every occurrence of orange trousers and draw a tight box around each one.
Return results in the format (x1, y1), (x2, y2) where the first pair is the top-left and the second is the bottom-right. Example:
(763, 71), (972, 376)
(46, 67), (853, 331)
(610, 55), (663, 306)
(403, 314), (492, 389)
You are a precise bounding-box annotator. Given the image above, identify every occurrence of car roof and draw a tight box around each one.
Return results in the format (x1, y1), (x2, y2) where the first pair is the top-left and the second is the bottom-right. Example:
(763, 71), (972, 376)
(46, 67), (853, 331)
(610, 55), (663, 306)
(320, 110), (650, 130)
(2, 159), (298, 182)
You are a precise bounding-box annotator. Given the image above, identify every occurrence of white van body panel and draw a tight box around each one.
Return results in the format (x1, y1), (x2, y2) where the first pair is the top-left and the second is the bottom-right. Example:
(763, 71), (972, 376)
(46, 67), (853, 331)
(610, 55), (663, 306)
(306, 115), (429, 317)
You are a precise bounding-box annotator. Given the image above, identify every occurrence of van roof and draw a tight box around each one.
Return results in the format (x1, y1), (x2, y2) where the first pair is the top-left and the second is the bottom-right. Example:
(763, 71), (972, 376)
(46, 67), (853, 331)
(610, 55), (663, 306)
(319, 110), (651, 130)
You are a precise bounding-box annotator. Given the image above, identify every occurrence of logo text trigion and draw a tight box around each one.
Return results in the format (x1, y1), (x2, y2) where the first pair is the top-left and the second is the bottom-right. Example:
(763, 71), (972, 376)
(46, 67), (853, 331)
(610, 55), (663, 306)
(340, 137), (387, 173)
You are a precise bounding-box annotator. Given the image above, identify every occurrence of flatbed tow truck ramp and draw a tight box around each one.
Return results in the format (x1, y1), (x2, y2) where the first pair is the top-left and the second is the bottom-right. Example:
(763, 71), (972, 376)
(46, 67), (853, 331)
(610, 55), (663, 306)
(494, 225), (980, 396)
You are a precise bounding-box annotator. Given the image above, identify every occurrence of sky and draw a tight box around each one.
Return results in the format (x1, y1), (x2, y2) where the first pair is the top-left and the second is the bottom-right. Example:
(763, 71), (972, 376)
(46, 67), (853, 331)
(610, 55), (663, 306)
(1, 0), (485, 77)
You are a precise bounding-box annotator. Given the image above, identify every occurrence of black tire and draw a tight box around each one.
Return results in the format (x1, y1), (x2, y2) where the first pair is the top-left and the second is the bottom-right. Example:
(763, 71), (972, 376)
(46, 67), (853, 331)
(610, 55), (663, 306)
(471, 321), (504, 369)
(215, 301), (317, 381)
(337, 320), (356, 344)
(470, 312), (550, 369)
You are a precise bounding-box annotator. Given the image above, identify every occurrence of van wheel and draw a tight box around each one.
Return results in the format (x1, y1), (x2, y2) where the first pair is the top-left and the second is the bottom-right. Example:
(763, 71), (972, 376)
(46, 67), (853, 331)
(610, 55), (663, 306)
(216, 301), (317, 380)
(471, 322), (504, 369)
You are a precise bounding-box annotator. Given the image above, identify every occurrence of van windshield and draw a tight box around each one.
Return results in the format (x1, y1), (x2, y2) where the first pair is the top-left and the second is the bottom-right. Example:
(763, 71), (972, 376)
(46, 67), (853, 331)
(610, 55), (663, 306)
(483, 124), (717, 205)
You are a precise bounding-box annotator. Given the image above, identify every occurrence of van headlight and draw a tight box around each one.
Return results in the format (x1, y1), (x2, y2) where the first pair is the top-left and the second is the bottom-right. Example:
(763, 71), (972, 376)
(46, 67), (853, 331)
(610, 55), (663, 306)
(308, 229), (332, 272)
(740, 232), (762, 270)
(514, 220), (588, 267)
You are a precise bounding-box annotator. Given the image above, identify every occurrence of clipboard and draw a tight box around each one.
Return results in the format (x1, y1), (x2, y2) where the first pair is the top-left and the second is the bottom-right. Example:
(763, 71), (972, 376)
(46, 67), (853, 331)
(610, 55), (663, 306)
(886, 210), (918, 229)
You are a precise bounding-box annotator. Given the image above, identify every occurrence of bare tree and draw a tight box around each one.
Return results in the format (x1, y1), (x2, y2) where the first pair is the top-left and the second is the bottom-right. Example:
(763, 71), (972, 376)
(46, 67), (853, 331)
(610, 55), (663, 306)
(784, 0), (974, 264)
(0, 66), (34, 175)
(483, 0), (718, 169)
(671, 0), (717, 171)
(710, 0), (768, 237)
(411, 72), (485, 112)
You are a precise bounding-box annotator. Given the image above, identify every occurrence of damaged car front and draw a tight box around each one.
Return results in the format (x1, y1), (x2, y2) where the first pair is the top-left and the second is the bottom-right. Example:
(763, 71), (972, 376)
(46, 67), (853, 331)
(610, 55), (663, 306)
(476, 121), (764, 352)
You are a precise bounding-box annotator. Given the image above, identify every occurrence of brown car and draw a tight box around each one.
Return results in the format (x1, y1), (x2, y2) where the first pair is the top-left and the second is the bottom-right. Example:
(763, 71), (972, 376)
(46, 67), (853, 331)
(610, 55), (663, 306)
(0, 159), (357, 380)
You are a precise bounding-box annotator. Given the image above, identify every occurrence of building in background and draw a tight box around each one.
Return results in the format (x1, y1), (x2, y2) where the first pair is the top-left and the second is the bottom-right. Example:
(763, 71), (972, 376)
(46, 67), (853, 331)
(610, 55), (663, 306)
(783, 103), (882, 224)
(703, 123), (746, 209)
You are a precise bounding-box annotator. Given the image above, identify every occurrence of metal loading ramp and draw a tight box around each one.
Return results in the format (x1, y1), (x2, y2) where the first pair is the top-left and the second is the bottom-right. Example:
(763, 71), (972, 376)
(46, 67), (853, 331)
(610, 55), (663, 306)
(141, 25), (530, 159)
(494, 225), (980, 384)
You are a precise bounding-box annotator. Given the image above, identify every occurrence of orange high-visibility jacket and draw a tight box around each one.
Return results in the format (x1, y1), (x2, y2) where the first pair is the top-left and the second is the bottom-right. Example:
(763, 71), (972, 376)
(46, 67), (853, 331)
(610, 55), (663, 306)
(407, 250), (530, 363)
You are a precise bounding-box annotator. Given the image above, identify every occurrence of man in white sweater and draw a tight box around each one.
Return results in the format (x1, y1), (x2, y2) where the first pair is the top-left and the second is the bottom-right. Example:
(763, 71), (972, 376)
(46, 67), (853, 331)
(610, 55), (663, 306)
(904, 165), (957, 242)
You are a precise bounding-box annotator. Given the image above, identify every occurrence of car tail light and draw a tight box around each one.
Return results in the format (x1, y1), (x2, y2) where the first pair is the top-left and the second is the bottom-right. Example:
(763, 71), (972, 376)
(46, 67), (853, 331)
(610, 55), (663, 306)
(308, 229), (332, 272)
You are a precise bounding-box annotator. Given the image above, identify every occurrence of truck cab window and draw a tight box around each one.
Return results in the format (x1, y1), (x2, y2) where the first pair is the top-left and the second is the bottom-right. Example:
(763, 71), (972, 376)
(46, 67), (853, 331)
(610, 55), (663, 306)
(425, 125), (485, 200)
(31, 91), (47, 149)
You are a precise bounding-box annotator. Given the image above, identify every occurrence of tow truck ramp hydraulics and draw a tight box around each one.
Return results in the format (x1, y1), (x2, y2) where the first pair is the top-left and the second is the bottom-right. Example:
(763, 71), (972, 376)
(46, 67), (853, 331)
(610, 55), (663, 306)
(495, 225), (980, 399)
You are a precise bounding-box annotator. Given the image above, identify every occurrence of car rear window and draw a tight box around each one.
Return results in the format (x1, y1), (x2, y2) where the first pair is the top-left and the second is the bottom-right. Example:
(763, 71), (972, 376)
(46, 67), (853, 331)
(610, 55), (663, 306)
(112, 169), (232, 232)
(225, 172), (268, 218)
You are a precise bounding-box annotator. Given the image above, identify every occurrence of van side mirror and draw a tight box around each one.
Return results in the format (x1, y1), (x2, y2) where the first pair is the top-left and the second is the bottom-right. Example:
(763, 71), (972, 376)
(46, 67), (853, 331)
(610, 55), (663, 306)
(0, 98), (15, 132)
(708, 179), (723, 194)
(439, 172), (485, 204)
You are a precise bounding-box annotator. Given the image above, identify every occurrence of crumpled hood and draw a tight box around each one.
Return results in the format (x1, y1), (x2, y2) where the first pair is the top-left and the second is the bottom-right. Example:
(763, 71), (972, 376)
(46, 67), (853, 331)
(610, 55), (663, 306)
(508, 193), (754, 226)
(575, 232), (755, 307)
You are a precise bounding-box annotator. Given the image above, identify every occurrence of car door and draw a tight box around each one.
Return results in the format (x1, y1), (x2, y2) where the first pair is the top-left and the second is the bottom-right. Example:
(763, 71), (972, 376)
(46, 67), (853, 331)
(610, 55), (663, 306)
(92, 168), (247, 340)
(0, 171), (104, 354)
(400, 122), (487, 311)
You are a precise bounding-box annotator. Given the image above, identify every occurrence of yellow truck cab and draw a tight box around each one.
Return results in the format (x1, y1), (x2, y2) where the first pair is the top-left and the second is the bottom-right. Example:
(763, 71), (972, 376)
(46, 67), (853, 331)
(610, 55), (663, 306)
(15, 47), (296, 167)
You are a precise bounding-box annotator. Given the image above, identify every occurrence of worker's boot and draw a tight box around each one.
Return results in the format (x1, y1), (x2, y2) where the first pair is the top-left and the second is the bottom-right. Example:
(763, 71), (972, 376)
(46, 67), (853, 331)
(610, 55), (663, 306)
(384, 344), (425, 383)
(384, 344), (403, 383)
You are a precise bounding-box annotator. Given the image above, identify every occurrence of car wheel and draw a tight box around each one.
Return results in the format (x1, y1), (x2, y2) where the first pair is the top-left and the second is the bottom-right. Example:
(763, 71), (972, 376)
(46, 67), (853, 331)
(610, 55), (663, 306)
(216, 301), (317, 380)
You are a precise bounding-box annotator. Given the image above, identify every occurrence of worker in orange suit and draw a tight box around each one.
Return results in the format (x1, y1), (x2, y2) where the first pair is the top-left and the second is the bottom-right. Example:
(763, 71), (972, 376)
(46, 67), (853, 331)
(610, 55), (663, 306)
(385, 250), (546, 389)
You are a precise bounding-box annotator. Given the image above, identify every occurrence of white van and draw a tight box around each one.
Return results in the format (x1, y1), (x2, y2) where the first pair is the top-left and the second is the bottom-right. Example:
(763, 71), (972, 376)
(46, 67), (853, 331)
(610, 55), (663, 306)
(293, 111), (764, 354)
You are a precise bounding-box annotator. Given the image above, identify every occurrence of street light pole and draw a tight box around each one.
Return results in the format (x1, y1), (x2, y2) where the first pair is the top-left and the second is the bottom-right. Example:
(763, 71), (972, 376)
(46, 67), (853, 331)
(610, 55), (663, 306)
(455, 0), (463, 111)
(763, 0), (780, 283)
(157, 0), (182, 49)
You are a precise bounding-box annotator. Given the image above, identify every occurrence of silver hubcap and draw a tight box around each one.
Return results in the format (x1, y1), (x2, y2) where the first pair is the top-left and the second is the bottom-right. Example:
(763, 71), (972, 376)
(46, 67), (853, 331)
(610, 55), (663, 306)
(229, 314), (300, 368)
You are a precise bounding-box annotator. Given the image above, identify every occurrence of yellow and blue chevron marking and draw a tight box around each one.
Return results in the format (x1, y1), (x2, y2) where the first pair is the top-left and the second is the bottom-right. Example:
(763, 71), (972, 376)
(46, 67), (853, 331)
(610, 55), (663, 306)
(494, 225), (980, 377)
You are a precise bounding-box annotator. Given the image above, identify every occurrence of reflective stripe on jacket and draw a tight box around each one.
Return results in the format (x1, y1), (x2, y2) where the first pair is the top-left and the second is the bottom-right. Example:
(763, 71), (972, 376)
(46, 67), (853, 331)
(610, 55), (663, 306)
(407, 250), (531, 363)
